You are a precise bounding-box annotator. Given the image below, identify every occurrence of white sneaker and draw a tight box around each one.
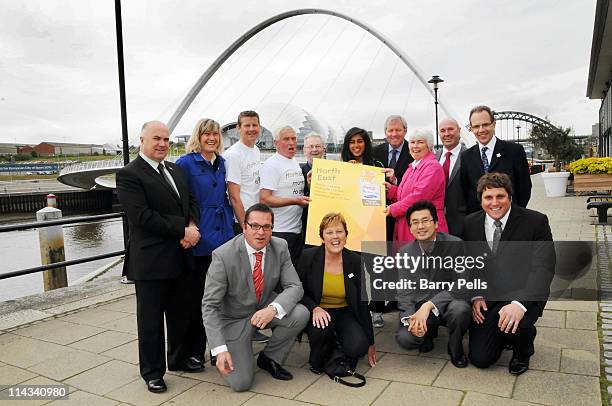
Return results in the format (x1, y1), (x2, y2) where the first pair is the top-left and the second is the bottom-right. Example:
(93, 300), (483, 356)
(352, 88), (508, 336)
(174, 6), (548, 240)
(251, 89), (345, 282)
(371, 312), (384, 328)
(120, 276), (134, 284)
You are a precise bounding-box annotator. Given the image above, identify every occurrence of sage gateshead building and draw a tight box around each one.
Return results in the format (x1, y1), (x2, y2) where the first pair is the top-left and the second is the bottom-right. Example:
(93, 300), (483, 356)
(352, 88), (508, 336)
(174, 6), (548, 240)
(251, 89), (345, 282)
(588, 0), (612, 156)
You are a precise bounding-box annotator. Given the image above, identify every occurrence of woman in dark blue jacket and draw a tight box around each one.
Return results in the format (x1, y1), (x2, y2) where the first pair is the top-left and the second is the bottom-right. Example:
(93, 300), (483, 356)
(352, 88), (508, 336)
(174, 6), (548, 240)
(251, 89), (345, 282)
(176, 118), (234, 368)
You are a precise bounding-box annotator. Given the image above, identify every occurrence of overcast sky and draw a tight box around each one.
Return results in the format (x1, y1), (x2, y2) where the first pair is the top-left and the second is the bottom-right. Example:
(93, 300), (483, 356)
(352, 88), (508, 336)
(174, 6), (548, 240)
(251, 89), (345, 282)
(0, 0), (601, 146)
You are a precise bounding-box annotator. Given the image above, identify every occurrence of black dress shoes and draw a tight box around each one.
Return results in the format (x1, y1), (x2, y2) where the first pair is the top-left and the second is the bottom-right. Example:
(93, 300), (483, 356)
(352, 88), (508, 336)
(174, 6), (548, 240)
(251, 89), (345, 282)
(169, 356), (204, 373)
(509, 356), (529, 375)
(257, 352), (293, 380)
(418, 336), (434, 353)
(447, 346), (468, 368)
(147, 378), (167, 393)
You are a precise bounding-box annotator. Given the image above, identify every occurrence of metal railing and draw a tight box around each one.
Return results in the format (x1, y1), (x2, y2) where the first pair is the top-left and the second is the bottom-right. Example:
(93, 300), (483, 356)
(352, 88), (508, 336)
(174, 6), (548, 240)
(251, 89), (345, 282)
(0, 212), (126, 280)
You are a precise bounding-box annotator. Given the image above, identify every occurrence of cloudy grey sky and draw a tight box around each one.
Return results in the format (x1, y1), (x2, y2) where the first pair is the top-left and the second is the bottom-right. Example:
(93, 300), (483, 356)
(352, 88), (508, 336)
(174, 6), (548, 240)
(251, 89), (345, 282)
(0, 0), (601, 146)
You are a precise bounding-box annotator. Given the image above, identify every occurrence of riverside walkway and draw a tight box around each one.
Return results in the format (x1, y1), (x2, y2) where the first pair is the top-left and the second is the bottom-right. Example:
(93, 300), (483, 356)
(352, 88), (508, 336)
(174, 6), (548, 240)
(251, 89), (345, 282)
(0, 174), (606, 405)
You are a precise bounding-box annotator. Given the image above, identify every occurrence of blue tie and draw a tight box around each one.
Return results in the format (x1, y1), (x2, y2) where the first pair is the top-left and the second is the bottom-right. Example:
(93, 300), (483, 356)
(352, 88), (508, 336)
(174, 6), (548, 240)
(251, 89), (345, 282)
(481, 146), (490, 173)
(389, 149), (398, 168)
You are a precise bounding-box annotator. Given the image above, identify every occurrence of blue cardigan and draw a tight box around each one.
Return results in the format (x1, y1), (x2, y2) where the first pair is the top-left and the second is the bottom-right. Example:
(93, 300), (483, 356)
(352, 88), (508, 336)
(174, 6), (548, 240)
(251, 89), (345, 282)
(176, 152), (234, 256)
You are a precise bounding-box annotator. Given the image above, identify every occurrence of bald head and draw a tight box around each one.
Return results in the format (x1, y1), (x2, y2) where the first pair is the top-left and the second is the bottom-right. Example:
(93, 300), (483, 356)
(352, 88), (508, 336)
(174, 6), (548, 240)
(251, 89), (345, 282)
(140, 121), (170, 162)
(438, 117), (461, 150)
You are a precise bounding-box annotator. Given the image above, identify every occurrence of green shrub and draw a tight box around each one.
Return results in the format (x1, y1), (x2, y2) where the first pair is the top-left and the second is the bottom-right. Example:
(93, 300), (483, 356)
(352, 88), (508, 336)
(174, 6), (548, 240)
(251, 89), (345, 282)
(568, 157), (612, 174)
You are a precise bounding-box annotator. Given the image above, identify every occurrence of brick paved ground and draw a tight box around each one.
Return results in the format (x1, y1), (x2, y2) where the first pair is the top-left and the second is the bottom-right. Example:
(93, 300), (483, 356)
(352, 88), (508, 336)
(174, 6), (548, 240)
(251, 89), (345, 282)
(0, 174), (606, 405)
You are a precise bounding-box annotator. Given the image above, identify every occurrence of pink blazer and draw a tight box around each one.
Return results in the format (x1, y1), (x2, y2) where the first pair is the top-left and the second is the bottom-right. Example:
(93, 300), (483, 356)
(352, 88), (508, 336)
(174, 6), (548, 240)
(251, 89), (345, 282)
(387, 152), (448, 242)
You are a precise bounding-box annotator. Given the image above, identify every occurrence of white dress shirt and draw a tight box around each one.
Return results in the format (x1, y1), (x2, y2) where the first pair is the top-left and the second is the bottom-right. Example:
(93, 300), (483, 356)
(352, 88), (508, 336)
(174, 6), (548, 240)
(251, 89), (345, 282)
(477, 136), (497, 166)
(438, 143), (462, 176)
(139, 151), (179, 196)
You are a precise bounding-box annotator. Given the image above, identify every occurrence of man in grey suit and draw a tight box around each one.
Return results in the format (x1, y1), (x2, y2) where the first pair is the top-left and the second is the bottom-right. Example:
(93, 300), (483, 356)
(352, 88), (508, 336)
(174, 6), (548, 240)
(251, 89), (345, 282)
(395, 200), (471, 368)
(436, 118), (467, 237)
(202, 203), (309, 392)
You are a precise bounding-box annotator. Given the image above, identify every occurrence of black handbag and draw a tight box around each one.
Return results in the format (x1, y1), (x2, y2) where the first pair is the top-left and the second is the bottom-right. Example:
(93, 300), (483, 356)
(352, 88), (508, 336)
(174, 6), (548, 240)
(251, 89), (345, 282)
(323, 347), (366, 387)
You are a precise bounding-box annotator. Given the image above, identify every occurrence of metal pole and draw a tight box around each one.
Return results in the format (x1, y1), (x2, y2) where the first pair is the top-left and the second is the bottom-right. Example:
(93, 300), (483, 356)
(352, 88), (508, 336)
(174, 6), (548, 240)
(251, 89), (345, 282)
(434, 88), (439, 150)
(114, 0), (130, 261)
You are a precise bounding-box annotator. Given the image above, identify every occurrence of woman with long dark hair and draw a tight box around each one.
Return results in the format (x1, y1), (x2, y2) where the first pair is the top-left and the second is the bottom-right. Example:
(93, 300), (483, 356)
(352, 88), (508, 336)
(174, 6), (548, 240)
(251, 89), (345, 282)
(341, 127), (374, 165)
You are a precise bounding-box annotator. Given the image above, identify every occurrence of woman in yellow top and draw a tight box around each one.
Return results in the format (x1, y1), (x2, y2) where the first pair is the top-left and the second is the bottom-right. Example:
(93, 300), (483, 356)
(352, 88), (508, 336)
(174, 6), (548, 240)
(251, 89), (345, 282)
(296, 213), (377, 374)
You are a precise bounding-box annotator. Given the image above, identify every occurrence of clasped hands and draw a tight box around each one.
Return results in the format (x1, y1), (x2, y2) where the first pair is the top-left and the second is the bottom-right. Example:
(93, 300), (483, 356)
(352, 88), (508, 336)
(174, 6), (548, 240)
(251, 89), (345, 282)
(472, 298), (525, 334)
(180, 223), (200, 249)
(406, 301), (434, 337)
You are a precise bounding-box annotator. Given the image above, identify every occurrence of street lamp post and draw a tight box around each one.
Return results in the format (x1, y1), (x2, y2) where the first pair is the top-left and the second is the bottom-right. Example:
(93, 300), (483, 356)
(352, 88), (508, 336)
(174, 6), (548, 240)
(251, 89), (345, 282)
(428, 75), (444, 150)
(516, 125), (521, 144)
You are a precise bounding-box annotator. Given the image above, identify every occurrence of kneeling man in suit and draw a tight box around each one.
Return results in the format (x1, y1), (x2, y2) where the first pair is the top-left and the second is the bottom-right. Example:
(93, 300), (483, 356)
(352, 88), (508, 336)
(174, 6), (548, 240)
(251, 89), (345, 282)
(395, 200), (471, 368)
(462, 173), (555, 375)
(202, 203), (309, 392)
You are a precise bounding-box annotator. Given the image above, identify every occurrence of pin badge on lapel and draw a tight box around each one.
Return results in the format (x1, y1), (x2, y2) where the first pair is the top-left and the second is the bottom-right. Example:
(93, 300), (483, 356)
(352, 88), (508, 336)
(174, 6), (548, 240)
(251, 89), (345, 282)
(348, 273), (354, 279)
(496, 153), (502, 158)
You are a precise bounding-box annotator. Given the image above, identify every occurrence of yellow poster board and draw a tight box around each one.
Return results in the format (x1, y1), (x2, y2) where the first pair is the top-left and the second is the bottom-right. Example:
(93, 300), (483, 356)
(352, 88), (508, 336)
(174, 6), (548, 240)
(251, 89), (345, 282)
(306, 159), (386, 254)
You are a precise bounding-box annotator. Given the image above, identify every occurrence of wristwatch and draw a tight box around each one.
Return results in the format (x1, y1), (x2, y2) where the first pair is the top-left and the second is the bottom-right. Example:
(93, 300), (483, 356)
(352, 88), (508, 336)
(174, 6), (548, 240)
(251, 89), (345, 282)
(268, 304), (278, 315)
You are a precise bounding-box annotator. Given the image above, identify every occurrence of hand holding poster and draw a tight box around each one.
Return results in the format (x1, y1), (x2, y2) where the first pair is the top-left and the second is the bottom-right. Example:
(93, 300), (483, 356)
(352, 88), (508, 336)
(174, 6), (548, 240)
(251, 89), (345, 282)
(305, 158), (386, 254)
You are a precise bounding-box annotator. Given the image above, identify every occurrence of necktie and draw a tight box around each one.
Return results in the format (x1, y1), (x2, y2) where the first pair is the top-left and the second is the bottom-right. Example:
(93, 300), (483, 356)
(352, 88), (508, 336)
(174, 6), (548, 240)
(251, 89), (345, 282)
(389, 149), (398, 169)
(157, 163), (177, 195)
(492, 220), (502, 254)
(442, 151), (452, 184)
(253, 252), (264, 301)
(481, 146), (490, 173)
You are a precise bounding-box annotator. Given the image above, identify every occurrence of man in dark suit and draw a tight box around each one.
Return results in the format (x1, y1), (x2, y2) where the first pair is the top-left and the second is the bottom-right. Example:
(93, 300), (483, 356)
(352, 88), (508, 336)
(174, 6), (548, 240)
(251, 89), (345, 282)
(436, 118), (467, 236)
(395, 200), (471, 368)
(462, 173), (555, 375)
(300, 133), (325, 246)
(202, 203), (308, 392)
(371, 115), (414, 323)
(460, 105), (532, 214)
(116, 121), (201, 393)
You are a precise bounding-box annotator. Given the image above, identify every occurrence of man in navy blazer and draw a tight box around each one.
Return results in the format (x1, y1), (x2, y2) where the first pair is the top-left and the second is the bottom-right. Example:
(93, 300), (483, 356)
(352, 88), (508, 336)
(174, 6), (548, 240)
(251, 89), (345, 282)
(116, 121), (201, 393)
(460, 106), (531, 214)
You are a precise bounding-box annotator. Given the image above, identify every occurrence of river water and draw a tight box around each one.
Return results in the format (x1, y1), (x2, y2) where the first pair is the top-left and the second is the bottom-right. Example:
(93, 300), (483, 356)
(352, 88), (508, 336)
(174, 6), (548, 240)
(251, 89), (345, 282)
(0, 214), (125, 302)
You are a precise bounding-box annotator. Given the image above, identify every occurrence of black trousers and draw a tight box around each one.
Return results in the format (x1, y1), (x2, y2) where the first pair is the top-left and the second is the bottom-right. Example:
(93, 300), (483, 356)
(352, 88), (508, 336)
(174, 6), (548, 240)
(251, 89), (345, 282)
(272, 231), (303, 266)
(134, 270), (191, 381)
(468, 301), (539, 368)
(182, 255), (212, 360)
(305, 307), (369, 370)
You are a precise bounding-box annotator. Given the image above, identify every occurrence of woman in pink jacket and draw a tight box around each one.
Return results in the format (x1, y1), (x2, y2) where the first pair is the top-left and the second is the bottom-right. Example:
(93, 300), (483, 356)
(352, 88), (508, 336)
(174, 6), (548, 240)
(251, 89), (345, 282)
(385, 129), (448, 242)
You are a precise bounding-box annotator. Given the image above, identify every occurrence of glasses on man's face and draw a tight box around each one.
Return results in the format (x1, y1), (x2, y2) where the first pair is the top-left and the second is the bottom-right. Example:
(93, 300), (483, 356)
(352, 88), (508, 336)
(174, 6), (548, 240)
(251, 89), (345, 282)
(245, 222), (273, 231)
(307, 144), (324, 150)
(470, 122), (493, 131)
(409, 218), (434, 227)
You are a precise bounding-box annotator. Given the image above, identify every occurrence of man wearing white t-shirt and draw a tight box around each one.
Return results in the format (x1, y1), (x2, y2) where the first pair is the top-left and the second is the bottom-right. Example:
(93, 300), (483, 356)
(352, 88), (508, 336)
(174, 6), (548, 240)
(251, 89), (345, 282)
(225, 111), (262, 234)
(260, 126), (310, 263)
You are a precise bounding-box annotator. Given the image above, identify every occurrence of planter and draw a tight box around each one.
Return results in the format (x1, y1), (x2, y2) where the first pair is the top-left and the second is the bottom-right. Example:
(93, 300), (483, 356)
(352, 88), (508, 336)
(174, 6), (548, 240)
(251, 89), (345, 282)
(573, 174), (612, 193)
(541, 171), (570, 197)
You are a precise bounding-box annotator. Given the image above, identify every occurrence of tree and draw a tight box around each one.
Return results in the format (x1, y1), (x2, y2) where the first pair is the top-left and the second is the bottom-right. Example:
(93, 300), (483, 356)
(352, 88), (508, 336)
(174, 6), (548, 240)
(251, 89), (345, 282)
(530, 123), (582, 171)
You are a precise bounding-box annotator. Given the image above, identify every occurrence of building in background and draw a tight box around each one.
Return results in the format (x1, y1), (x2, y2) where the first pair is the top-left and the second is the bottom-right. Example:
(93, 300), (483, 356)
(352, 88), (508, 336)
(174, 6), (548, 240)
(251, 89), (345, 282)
(587, 0), (612, 156)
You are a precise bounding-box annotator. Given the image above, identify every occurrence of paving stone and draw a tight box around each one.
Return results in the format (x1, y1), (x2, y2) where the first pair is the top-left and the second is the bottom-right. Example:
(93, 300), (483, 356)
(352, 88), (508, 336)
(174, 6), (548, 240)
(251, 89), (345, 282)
(105, 374), (198, 406)
(0, 309), (52, 330)
(64, 360), (140, 395)
(97, 297), (136, 314)
(13, 319), (104, 345)
(0, 375), (74, 406)
(242, 393), (312, 406)
(69, 330), (136, 353)
(98, 314), (137, 333)
(365, 353), (446, 385)
(370, 330), (418, 355)
(181, 363), (229, 387)
(283, 341), (310, 367)
(526, 344), (561, 372)
(250, 366), (321, 398)
(60, 308), (131, 327)
(27, 347), (109, 381)
(433, 364), (515, 397)
(560, 349), (600, 376)
(534, 310), (565, 328)
(295, 375), (388, 406)
(46, 390), (119, 406)
(372, 381), (462, 405)
(163, 381), (255, 405)
(462, 392), (544, 406)
(0, 364), (37, 385)
(536, 326), (599, 351)
(545, 300), (597, 312)
(0, 335), (68, 367)
(513, 370), (600, 405)
(101, 339), (140, 364)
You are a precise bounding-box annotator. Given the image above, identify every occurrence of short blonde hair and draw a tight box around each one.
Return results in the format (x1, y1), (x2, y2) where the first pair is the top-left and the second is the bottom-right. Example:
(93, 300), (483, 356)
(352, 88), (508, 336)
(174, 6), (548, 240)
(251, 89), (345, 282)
(319, 212), (348, 239)
(185, 118), (224, 155)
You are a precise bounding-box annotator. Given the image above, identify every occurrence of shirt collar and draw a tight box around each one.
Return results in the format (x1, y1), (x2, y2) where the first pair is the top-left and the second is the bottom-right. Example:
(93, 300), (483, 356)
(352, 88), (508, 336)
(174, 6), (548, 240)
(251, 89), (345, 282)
(139, 151), (166, 171)
(388, 141), (404, 153)
(478, 136), (497, 151)
(485, 206), (511, 228)
(443, 143), (462, 156)
(245, 239), (267, 257)
(411, 159), (421, 169)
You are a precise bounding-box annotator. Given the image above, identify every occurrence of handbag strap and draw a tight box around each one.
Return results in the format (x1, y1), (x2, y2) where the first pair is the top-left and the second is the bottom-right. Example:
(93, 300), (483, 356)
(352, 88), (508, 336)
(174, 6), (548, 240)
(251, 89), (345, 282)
(332, 370), (366, 388)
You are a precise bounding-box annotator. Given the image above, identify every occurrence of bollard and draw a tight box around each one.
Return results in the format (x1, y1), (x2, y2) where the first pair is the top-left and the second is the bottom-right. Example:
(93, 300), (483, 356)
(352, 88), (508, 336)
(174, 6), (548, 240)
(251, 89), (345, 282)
(46, 193), (57, 208)
(36, 205), (68, 291)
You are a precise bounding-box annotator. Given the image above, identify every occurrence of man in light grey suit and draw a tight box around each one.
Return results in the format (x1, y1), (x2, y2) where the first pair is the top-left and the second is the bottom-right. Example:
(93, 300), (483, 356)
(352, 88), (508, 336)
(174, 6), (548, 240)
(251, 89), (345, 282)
(436, 118), (467, 237)
(395, 200), (471, 368)
(202, 203), (309, 392)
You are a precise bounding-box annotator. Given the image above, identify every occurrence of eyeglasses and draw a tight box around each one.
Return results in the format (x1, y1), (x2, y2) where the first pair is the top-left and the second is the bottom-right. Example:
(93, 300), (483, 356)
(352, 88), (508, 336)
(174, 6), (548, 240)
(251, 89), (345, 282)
(469, 122), (493, 131)
(245, 222), (273, 231)
(409, 218), (434, 227)
(306, 144), (324, 150)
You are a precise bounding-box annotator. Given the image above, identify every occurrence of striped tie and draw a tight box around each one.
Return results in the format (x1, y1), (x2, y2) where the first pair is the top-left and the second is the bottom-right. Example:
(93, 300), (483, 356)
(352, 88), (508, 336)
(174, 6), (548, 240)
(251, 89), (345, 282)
(253, 252), (264, 301)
